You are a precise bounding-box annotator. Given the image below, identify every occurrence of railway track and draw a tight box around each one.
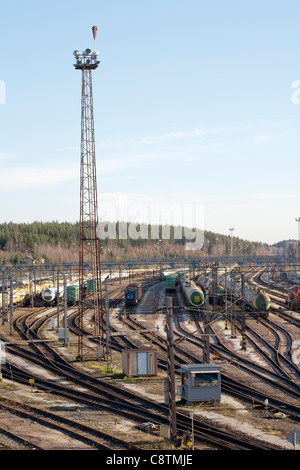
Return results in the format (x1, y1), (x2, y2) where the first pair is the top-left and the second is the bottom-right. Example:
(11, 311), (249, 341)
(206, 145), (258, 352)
(0, 395), (136, 450)
(245, 315), (299, 379)
(249, 270), (300, 327)
(245, 270), (300, 375)
(0, 282), (283, 450)
(120, 289), (300, 413)
(113, 291), (300, 437)
(0, 362), (278, 451)
(173, 308), (300, 419)
(215, 310), (300, 386)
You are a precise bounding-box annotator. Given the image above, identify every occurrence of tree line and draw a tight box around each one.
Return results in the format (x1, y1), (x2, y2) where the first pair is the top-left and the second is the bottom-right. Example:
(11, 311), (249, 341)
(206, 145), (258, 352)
(0, 220), (273, 264)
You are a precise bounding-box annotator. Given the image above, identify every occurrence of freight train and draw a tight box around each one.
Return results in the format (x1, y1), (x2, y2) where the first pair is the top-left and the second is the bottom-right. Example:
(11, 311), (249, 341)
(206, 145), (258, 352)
(179, 275), (205, 308)
(41, 284), (79, 304)
(0, 287), (30, 308)
(215, 274), (271, 316)
(163, 268), (190, 293)
(197, 274), (225, 305)
(124, 282), (142, 307)
(0, 282), (44, 308)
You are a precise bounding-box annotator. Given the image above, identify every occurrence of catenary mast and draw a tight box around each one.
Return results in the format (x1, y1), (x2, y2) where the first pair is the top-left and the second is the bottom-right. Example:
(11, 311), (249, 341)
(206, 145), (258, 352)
(73, 27), (104, 361)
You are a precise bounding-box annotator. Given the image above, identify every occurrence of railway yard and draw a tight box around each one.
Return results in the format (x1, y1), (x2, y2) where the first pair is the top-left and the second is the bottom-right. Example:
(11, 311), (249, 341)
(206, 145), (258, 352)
(0, 258), (300, 452)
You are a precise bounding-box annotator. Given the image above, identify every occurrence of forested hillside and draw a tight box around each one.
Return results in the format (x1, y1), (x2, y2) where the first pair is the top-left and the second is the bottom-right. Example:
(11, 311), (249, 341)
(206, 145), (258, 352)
(0, 221), (273, 264)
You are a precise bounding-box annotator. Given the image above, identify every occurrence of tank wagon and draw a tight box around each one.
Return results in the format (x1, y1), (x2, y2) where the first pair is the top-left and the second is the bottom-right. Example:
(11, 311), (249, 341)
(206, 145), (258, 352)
(180, 275), (205, 308)
(160, 268), (189, 281)
(0, 281), (44, 308)
(124, 282), (142, 307)
(41, 287), (63, 304)
(218, 276), (270, 316)
(0, 287), (30, 308)
(197, 274), (225, 305)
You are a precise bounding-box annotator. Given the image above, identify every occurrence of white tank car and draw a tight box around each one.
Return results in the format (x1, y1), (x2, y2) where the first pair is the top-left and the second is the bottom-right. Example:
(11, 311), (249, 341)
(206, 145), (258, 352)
(41, 287), (63, 303)
(218, 275), (270, 313)
(196, 273), (225, 304)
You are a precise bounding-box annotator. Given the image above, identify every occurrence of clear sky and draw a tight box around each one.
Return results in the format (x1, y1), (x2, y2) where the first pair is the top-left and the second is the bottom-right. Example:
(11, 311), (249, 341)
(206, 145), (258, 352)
(0, 0), (300, 245)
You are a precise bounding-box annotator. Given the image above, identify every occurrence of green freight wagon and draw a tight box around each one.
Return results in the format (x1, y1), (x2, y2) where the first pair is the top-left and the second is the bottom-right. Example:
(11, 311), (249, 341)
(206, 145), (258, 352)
(165, 273), (178, 292)
(67, 285), (79, 303)
(86, 279), (101, 292)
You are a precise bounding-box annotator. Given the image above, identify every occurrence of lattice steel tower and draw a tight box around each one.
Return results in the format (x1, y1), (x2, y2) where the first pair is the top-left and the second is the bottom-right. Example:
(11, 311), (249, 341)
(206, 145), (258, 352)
(73, 39), (104, 361)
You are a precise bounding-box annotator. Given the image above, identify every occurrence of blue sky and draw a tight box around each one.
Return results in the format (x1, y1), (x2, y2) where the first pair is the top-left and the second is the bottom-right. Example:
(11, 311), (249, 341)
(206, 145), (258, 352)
(0, 0), (300, 245)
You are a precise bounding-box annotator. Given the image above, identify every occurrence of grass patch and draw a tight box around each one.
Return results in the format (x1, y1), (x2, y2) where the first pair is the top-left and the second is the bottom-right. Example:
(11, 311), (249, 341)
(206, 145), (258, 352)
(0, 382), (19, 392)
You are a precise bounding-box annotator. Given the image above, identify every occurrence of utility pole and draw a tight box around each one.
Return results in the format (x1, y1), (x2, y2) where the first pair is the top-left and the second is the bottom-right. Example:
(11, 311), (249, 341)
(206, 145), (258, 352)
(224, 269), (228, 330)
(212, 266), (217, 310)
(231, 271), (236, 339)
(9, 273), (13, 336)
(166, 297), (177, 442)
(63, 275), (69, 347)
(56, 271), (60, 329)
(203, 287), (210, 363)
(241, 273), (247, 350)
(74, 28), (104, 361)
(105, 276), (113, 372)
(204, 308), (211, 363)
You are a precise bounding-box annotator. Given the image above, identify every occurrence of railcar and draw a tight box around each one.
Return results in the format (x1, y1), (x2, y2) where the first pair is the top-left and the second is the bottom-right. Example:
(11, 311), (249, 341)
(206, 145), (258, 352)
(196, 274), (225, 305)
(180, 275), (205, 308)
(87, 279), (101, 292)
(160, 270), (171, 281)
(160, 268), (189, 281)
(124, 282), (142, 307)
(0, 281), (44, 308)
(67, 285), (79, 304)
(217, 276), (270, 317)
(286, 286), (300, 308)
(165, 273), (179, 292)
(249, 291), (271, 312)
(0, 288), (29, 308)
(41, 287), (63, 304)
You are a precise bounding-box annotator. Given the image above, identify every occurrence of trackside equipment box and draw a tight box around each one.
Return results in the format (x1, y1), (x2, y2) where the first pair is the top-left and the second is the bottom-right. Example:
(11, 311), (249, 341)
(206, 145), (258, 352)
(178, 363), (221, 404)
(122, 349), (157, 376)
